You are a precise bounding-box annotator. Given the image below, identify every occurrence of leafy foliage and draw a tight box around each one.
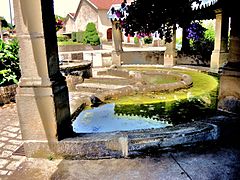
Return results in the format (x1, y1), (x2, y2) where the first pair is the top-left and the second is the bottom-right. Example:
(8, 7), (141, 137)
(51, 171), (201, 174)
(71, 32), (77, 42)
(134, 36), (139, 44)
(203, 21), (215, 42)
(123, 0), (202, 43)
(76, 31), (85, 43)
(186, 21), (214, 62)
(57, 34), (70, 42)
(187, 22), (206, 42)
(0, 39), (20, 86)
(83, 23), (100, 46)
(55, 15), (65, 32)
(143, 36), (153, 44)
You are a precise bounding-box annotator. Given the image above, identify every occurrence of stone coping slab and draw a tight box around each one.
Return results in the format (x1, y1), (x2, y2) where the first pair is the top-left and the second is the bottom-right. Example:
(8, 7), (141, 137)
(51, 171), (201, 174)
(55, 120), (219, 159)
(22, 118), (225, 159)
(22, 114), (240, 160)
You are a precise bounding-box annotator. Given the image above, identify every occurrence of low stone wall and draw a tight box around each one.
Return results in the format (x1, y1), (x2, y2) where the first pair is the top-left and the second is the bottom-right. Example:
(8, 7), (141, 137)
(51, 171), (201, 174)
(121, 51), (164, 65)
(0, 84), (18, 105)
(59, 49), (211, 68)
(176, 53), (210, 66)
(60, 61), (92, 79)
(59, 52), (83, 61)
(58, 44), (101, 52)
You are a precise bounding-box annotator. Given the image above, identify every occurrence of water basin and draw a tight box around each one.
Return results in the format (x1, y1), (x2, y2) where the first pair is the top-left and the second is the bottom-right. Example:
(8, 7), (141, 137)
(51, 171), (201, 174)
(72, 103), (171, 133)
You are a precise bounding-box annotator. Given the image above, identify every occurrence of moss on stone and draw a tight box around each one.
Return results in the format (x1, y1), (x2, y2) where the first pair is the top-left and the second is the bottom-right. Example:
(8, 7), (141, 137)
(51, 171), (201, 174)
(112, 68), (218, 105)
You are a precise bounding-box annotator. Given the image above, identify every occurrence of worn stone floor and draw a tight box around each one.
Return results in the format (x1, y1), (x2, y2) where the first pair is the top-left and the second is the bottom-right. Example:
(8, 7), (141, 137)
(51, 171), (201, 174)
(6, 143), (240, 180)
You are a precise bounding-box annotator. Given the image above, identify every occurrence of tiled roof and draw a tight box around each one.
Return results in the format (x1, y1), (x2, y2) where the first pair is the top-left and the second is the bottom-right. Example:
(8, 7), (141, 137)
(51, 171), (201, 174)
(89, 0), (123, 10)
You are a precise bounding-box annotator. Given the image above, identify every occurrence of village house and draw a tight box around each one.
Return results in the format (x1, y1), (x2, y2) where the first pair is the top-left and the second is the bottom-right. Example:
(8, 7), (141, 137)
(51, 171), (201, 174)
(62, 0), (133, 41)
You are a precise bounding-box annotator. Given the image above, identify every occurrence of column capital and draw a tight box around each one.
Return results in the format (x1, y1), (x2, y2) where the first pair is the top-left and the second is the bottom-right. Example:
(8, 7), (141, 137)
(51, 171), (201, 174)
(214, 8), (223, 14)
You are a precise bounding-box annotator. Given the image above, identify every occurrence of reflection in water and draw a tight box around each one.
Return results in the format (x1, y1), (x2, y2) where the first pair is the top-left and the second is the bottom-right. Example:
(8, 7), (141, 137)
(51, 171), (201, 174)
(115, 96), (217, 125)
(72, 91), (217, 133)
(72, 103), (170, 133)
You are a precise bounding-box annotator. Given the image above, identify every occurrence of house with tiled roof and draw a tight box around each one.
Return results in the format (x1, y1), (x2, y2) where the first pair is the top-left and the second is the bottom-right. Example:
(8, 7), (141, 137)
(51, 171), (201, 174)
(63, 0), (130, 41)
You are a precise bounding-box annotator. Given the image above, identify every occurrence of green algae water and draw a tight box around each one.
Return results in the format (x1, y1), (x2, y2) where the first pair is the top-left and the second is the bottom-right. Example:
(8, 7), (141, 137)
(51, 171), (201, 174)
(114, 68), (219, 104)
(72, 68), (219, 133)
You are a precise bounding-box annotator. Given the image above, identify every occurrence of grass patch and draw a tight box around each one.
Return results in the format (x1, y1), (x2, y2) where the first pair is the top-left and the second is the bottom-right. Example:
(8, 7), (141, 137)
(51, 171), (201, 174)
(141, 74), (178, 84)
(58, 41), (81, 46)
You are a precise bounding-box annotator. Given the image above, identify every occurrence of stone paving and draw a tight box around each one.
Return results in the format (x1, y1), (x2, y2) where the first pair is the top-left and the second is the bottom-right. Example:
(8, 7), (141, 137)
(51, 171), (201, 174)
(0, 103), (26, 178)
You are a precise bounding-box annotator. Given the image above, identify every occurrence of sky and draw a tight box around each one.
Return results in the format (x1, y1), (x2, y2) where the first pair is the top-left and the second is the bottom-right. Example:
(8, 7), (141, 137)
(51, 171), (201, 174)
(0, 0), (79, 24)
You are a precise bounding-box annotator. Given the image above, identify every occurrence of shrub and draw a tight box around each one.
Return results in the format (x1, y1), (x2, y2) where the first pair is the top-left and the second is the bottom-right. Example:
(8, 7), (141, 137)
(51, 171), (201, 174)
(71, 32), (77, 42)
(134, 36), (139, 44)
(83, 23), (100, 46)
(76, 31), (84, 43)
(186, 21), (214, 63)
(203, 22), (215, 42)
(143, 36), (153, 44)
(57, 34), (69, 42)
(0, 39), (20, 86)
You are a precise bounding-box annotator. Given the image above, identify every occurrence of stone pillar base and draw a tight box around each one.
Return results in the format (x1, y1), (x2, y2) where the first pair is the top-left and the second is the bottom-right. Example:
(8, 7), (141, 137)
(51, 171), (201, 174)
(164, 54), (176, 67)
(16, 81), (72, 156)
(112, 51), (122, 66)
(210, 50), (228, 70)
(218, 62), (240, 114)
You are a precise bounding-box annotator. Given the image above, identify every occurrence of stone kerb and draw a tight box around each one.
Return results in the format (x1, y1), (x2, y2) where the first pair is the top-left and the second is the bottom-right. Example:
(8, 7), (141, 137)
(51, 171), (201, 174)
(22, 111), (240, 159)
(93, 68), (193, 102)
(22, 113), (240, 160)
(58, 44), (101, 52)
(51, 120), (219, 159)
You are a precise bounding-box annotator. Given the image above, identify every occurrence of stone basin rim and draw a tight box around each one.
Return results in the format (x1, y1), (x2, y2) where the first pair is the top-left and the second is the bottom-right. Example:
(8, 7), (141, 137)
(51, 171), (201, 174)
(51, 120), (220, 160)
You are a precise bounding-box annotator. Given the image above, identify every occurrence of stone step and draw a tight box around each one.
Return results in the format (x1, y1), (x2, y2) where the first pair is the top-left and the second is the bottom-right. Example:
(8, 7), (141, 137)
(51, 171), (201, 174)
(84, 77), (131, 86)
(69, 91), (96, 100)
(76, 83), (127, 93)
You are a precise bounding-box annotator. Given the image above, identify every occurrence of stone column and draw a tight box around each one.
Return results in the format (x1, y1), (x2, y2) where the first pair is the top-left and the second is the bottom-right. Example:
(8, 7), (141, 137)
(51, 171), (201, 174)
(218, 14), (240, 114)
(14, 0), (73, 157)
(164, 27), (177, 67)
(210, 9), (229, 71)
(112, 21), (123, 66)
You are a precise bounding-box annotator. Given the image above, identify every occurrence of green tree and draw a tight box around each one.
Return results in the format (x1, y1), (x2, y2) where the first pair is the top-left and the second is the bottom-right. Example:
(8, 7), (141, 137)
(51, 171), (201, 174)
(83, 22), (100, 46)
(123, 0), (202, 43)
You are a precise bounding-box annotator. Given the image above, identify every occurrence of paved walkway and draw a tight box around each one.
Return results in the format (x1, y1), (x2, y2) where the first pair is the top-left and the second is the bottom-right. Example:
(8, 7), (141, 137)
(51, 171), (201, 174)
(6, 142), (240, 180)
(0, 103), (26, 177)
